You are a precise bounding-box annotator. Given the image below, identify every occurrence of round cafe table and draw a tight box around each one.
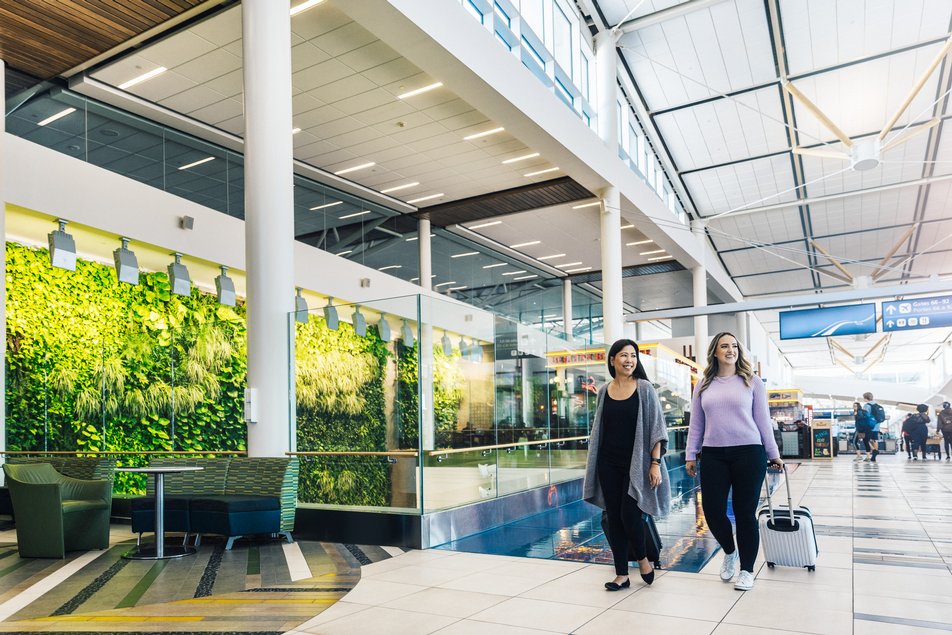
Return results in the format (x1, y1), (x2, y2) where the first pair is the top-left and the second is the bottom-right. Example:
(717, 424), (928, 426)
(119, 466), (203, 559)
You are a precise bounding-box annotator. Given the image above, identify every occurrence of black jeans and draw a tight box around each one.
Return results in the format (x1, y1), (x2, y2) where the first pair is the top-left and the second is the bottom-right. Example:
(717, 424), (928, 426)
(598, 461), (646, 576)
(943, 432), (952, 459)
(699, 445), (767, 573)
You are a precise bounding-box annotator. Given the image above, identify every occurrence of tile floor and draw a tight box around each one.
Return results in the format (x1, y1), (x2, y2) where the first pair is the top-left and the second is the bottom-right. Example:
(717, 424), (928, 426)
(291, 453), (952, 635)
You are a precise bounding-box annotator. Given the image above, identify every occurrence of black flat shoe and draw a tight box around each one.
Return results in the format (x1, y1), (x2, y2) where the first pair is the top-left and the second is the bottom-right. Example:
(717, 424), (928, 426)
(604, 579), (631, 591)
(640, 569), (655, 585)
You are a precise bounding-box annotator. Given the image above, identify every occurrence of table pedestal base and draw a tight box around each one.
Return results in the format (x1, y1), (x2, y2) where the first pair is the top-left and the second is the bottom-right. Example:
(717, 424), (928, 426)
(123, 545), (197, 560)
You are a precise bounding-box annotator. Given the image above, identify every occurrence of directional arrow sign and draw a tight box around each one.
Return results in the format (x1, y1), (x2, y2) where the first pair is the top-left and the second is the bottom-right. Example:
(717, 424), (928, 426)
(881, 295), (952, 332)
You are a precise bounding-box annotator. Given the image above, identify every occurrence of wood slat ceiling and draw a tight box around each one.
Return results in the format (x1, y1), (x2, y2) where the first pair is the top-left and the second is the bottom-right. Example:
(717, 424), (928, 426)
(0, 0), (208, 82)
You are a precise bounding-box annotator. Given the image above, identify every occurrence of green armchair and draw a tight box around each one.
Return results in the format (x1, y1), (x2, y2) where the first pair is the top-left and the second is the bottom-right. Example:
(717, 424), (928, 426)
(3, 463), (113, 558)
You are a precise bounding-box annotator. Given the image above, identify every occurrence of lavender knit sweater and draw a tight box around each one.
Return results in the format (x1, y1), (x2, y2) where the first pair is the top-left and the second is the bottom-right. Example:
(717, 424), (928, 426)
(685, 374), (780, 461)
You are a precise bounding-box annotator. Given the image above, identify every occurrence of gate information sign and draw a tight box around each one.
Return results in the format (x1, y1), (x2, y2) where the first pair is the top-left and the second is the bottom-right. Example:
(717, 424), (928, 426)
(882, 295), (952, 332)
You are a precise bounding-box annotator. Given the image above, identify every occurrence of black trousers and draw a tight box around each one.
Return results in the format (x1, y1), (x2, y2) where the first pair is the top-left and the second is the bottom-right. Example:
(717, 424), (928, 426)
(943, 432), (952, 458)
(598, 461), (646, 576)
(699, 445), (767, 573)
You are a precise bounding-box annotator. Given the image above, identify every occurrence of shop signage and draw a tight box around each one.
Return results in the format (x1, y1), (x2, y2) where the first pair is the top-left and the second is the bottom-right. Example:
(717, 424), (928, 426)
(811, 420), (832, 460)
(779, 304), (876, 340)
(881, 294), (952, 332)
(546, 350), (606, 367)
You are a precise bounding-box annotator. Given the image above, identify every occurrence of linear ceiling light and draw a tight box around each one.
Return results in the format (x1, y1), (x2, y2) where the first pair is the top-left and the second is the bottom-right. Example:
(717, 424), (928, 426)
(524, 167), (559, 177)
(48, 219), (76, 271)
(572, 201), (601, 209)
(555, 261), (582, 268)
(381, 182), (419, 193)
(113, 237), (139, 286)
(640, 249), (666, 255)
(483, 262), (507, 269)
(649, 256), (673, 262)
(502, 152), (540, 164)
(398, 82), (443, 99)
(513, 274), (538, 281)
(620, 224), (634, 229)
(290, 0), (325, 16)
(336, 250), (352, 256)
(178, 156), (215, 170)
(463, 126), (505, 140)
(340, 210), (371, 219)
(565, 266), (592, 273)
(292, 127), (302, 134)
(118, 67), (167, 90)
(168, 252), (191, 297)
(405, 233), (435, 241)
(448, 285), (468, 291)
(538, 253), (566, 261)
(627, 239), (653, 246)
(378, 265), (401, 271)
(434, 281), (457, 288)
(334, 161), (375, 176)
(310, 201), (343, 210)
(294, 288), (309, 324)
(324, 298), (339, 330)
(407, 193), (444, 204)
(452, 251), (479, 258)
(216, 265), (236, 306)
(468, 220), (502, 230)
(37, 107), (76, 127)
(502, 270), (528, 276)
(509, 240), (540, 248)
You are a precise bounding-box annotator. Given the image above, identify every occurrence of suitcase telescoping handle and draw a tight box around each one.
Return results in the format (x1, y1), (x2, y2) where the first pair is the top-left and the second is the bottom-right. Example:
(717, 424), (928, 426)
(764, 463), (794, 525)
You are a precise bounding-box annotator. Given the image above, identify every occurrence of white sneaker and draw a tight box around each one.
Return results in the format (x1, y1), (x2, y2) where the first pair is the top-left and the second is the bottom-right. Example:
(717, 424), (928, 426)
(863, 456), (871, 462)
(853, 455), (864, 461)
(719, 550), (739, 582)
(734, 570), (755, 590)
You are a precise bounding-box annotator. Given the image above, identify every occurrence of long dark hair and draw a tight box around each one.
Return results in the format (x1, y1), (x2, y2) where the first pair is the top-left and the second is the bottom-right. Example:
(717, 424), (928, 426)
(697, 332), (754, 395)
(607, 338), (649, 380)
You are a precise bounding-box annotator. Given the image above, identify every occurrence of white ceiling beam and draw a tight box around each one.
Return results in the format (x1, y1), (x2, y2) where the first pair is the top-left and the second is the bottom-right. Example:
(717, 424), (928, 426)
(615, 0), (729, 33)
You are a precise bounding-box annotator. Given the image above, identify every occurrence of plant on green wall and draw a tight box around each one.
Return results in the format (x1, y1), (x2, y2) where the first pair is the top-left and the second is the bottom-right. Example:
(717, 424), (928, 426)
(395, 341), (465, 449)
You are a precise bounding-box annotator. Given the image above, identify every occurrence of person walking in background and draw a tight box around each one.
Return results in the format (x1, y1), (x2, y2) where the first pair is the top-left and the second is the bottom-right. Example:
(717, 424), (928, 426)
(853, 402), (871, 462)
(937, 402), (952, 461)
(863, 392), (885, 462)
(583, 339), (671, 591)
(902, 405), (931, 460)
(685, 332), (783, 592)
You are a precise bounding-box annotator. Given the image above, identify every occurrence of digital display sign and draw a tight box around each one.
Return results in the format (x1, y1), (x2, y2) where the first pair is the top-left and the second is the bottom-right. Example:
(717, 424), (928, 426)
(779, 304), (877, 340)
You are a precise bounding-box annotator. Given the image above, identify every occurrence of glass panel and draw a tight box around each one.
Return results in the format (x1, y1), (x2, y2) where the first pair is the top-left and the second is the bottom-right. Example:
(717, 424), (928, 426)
(520, 0), (545, 36)
(552, 3), (572, 74)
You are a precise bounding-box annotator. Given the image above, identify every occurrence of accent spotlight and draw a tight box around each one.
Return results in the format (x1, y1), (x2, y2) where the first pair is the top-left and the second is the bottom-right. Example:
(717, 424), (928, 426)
(400, 319), (415, 346)
(48, 219), (76, 271)
(442, 331), (453, 357)
(216, 265), (236, 306)
(378, 314), (392, 342)
(114, 237), (139, 285)
(168, 252), (191, 297)
(470, 339), (481, 362)
(352, 305), (367, 336)
(294, 287), (309, 324)
(458, 336), (469, 357)
(324, 298), (339, 331)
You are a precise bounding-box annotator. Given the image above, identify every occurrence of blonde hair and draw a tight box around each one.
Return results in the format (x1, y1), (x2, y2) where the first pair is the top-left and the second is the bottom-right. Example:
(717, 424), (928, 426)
(697, 332), (754, 395)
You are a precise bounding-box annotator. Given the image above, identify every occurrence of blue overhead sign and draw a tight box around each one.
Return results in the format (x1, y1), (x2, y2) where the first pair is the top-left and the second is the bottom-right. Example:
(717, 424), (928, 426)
(779, 304), (877, 340)
(882, 295), (952, 332)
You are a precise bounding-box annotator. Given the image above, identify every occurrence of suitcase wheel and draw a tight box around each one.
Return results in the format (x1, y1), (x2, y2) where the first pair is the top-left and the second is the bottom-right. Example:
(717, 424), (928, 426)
(807, 565), (815, 571)
(766, 562), (775, 568)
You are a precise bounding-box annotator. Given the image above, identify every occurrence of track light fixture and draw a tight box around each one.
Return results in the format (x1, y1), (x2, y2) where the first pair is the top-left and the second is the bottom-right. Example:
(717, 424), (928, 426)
(378, 314), (392, 342)
(470, 339), (481, 362)
(324, 297), (339, 331)
(48, 219), (76, 271)
(352, 305), (367, 336)
(458, 336), (469, 357)
(442, 331), (453, 357)
(216, 265), (236, 306)
(294, 287), (309, 323)
(168, 252), (191, 296)
(114, 237), (139, 285)
(400, 319), (415, 346)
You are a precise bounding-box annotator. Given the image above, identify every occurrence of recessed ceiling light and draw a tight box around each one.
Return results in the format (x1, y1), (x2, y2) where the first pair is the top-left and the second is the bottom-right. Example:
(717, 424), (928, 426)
(554, 261), (582, 268)
(538, 253), (566, 261)
(398, 82), (443, 99)
(292, 127), (302, 134)
(620, 224), (634, 229)
(524, 167), (560, 177)
(310, 201), (343, 210)
(463, 126), (505, 140)
(447, 285), (468, 291)
(483, 263), (507, 269)
(381, 181), (419, 193)
(502, 270), (528, 276)
(118, 66), (167, 90)
(334, 161), (375, 175)
(405, 233), (436, 242)
(627, 239), (653, 246)
(434, 281), (458, 288)
(513, 274), (538, 281)
(337, 250), (352, 256)
(290, 0), (325, 16)
(572, 201), (601, 209)
(565, 266), (592, 273)
(37, 107), (76, 126)
(502, 152), (540, 164)
(340, 210), (371, 219)
(640, 249), (666, 255)
(407, 193), (443, 204)
(378, 265), (401, 271)
(178, 156), (215, 170)
(451, 251), (479, 258)
(648, 256), (673, 262)
(509, 240), (540, 248)
(468, 220), (502, 229)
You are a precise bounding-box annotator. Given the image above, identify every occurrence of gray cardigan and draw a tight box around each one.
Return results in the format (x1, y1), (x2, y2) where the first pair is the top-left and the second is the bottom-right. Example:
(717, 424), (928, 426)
(582, 379), (672, 518)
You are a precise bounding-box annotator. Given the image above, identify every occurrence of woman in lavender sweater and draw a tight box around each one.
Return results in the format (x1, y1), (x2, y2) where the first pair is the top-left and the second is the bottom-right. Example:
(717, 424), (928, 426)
(684, 332), (783, 591)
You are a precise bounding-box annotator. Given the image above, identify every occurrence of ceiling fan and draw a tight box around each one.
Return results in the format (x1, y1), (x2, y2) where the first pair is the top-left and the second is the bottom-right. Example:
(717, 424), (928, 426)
(786, 37), (952, 171)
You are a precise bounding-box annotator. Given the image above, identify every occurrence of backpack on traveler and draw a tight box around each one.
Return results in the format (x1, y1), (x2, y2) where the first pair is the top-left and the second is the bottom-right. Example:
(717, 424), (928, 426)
(868, 402), (886, 424)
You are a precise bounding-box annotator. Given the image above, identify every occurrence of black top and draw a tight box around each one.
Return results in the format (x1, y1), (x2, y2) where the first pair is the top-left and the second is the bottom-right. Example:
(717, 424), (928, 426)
(599, 389), (640, 467)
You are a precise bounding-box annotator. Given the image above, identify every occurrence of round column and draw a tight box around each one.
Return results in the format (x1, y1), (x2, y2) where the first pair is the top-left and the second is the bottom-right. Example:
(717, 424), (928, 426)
(692, 220), (708, 369)
(600, 187), (623, 344)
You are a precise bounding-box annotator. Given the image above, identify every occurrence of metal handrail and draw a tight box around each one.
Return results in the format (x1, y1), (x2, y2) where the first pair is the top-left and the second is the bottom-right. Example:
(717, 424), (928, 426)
(288, 450), (419, 457)
(428, 435), (590, 457)
(0, 450), (247, 456)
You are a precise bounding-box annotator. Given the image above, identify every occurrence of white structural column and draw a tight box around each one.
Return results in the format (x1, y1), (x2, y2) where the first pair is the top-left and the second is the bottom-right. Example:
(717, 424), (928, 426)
(595, 29), (620, 156)
(418, 218), (435, 450)
(0, 59), (6, 459)
(562, 279), (573, 338)
(692, 220), (709, 369)
(242, 0), (295, 456)
(600, 187), (623, 344)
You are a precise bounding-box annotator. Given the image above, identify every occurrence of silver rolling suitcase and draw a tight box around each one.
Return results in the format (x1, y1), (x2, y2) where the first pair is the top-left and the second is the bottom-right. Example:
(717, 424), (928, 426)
(758, 464), (818, 570)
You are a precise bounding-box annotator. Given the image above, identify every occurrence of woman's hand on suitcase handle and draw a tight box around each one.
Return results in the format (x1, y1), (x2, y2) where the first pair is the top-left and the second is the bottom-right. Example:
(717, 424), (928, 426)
(685, 460), (697, 478)
(768, 457), (784, 471)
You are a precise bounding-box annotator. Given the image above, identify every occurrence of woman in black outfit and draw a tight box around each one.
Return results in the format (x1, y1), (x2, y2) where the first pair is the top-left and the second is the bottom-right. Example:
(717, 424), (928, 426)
(583, 339), (671, 591)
